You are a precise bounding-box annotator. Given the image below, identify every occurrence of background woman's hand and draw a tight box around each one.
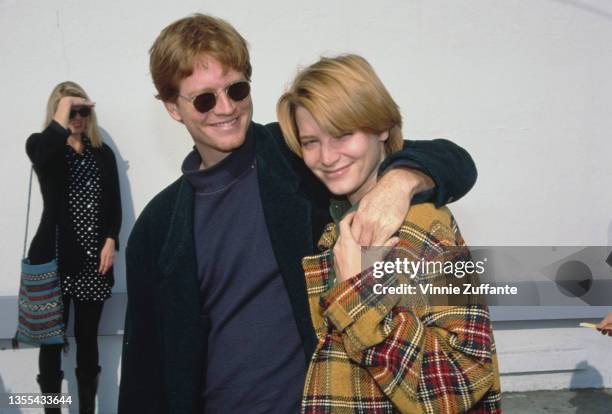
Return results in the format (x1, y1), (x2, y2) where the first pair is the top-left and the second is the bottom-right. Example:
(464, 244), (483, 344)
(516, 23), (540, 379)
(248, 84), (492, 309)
(334, 212), (398, 283)
(99, 238), (116, 275)
(53, 96), (95, 129)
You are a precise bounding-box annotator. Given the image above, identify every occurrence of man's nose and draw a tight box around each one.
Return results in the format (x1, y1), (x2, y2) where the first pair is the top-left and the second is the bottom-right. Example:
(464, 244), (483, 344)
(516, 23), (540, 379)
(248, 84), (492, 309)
(213, 90), (236, 115)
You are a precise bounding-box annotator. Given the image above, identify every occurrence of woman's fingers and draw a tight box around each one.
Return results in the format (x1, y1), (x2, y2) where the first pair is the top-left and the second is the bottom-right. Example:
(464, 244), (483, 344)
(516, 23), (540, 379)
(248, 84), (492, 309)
(381, 236), (400, 258)
(99, 255), (107, 274)
(98, 239), (116, 275)
(68, 96), (95, 107)
(338, 212), (360, 245)
(384, 236), (400, 248)
(98, 250), (114, 275)
(367, 236), (399, 266)
(339, 212), (355, 232)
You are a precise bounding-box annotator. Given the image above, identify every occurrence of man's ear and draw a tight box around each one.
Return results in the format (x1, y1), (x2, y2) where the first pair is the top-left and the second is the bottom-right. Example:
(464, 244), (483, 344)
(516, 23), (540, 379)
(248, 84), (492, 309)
(378, 130), (390, 142)
(163, 100), (183, 123)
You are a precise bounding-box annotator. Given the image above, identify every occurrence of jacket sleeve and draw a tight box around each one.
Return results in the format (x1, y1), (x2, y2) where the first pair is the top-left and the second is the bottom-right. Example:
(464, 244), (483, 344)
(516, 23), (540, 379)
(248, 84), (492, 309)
(25, 121), (70, 167)
(102, 146), (122, 250)
(320, 206), (499, 413)
(379, 139), (478, 207)
(118, 210), (166, 413)
(267, 119), (476, 207)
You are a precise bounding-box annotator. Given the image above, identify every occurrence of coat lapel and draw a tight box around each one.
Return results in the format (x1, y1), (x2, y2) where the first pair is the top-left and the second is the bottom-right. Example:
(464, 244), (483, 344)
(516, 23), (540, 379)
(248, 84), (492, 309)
(255, 124), (319, 357)
(158, 178), (204, 412)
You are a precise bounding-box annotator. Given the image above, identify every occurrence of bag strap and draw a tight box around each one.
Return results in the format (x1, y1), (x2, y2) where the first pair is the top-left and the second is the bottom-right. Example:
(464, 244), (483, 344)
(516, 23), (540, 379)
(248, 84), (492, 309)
(22, 166), (33, 259)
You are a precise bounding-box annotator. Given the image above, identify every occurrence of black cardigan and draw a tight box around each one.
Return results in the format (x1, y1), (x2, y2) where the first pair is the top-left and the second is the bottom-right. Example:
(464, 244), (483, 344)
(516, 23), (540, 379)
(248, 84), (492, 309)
(25, 120), (121, 285)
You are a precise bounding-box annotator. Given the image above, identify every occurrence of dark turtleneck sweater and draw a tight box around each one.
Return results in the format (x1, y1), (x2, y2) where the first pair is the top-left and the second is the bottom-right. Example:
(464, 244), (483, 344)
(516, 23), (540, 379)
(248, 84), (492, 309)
(181, 128), (306, 413)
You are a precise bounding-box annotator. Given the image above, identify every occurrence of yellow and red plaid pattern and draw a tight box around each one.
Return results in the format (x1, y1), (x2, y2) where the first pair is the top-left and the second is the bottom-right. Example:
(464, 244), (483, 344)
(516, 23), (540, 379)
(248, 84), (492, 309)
(301, 203), (502, 413)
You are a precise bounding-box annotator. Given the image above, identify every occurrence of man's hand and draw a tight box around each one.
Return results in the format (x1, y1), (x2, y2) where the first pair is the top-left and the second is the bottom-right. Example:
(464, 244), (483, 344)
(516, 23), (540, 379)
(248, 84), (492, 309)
(351, 168), (434, 246)
(334, 212), (398, 283)
(597, 312), (612, 336)
(99, 238), (116, 275)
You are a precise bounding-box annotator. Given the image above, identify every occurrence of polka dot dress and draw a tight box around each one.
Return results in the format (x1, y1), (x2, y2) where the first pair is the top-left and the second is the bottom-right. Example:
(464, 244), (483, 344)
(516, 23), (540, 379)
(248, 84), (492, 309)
(62, 137), (112, 302)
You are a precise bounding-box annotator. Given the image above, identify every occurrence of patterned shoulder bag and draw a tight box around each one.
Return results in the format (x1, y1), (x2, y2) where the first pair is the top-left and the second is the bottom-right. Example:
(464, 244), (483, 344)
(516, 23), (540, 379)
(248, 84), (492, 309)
(13, 166), (65, 346)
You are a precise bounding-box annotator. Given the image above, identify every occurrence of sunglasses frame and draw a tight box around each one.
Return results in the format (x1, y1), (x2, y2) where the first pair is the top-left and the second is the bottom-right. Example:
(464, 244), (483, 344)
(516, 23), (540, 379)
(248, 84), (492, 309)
(69, 107), (92, 119)
(179, 80), (251, 114)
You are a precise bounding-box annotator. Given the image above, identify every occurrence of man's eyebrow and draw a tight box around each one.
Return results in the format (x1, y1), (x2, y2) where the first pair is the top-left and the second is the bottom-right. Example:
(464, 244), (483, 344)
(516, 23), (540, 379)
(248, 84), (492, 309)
(185, 87), (214, 97)
(185, 79), (248, 97)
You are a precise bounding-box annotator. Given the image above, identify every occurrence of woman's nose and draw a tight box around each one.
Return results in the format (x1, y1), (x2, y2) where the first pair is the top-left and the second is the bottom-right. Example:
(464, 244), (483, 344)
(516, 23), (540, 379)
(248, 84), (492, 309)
(320, 141), (340, 166)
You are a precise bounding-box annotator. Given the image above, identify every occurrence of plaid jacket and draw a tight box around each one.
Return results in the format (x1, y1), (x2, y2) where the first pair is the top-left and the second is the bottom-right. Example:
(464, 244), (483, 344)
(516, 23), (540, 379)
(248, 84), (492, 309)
(301, 203), (502, 413)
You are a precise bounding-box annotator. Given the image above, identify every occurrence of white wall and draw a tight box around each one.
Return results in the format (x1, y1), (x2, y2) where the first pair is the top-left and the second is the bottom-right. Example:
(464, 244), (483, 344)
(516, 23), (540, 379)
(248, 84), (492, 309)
(1, 0), (611, 410)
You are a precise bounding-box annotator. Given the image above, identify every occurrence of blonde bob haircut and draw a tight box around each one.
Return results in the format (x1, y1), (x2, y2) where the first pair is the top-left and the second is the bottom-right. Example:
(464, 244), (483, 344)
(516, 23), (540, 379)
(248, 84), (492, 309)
(277, 54), (403, 158)
(44, 81), (102, 148)
(150, 13), (252, 102)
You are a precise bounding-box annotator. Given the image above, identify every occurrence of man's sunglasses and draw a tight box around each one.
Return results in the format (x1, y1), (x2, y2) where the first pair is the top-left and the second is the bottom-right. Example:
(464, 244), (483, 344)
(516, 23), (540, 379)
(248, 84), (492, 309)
(69, 107), (92, 119)
(179, 80), (251, 113)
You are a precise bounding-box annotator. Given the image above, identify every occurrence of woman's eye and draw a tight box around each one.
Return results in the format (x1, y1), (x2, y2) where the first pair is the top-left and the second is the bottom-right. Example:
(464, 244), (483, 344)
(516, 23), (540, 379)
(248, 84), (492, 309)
(300, 140), (317, 148)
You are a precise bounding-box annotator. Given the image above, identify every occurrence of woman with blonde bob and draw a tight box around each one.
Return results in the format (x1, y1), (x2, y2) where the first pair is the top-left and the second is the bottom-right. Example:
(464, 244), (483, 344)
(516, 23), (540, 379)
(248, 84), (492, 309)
(277, 54), (501, 413)
(26, 81), (121, 413)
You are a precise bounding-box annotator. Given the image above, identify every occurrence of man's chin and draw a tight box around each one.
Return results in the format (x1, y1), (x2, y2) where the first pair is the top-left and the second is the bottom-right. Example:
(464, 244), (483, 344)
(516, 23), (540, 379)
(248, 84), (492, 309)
(208, 135), (248, 155)
(223, 140), (247, 152)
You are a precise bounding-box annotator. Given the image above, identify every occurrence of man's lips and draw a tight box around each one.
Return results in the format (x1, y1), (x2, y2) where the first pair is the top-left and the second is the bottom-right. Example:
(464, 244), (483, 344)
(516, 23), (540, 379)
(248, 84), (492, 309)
(208, 117), (239, 128)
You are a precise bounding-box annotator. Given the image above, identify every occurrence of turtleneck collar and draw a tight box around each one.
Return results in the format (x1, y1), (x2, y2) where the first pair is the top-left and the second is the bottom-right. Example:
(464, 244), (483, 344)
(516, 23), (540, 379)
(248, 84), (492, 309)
(182, 124), (256, 195)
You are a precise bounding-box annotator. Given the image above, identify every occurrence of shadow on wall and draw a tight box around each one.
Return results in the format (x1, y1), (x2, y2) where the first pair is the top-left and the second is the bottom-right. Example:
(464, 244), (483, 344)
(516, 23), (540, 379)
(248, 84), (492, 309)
(99, 127), (136, 293)
(98, 127), (135, 413)
(549, 0), (612, 22)
(568, 361), (611, 414)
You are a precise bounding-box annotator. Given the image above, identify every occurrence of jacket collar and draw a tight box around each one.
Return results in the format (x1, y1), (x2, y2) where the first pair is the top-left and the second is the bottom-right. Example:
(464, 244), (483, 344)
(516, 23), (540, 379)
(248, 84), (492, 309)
(253, 122), (318, 357)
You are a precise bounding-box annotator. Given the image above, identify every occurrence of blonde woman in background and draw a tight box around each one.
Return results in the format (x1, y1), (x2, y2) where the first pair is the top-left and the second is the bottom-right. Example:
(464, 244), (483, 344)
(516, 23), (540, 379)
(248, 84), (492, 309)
(26, 81), (121, 413)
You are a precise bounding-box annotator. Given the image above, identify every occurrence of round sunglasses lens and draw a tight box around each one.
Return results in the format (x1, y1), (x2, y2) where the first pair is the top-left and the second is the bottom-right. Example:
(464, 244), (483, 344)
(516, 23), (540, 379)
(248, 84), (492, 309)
(228, 82), (250, 101)
(193, 93), (216, 113)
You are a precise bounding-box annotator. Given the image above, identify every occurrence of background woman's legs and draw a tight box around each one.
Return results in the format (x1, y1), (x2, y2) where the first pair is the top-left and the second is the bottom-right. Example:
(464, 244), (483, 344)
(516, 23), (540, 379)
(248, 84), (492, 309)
(38, 295), (71, 414)
(74, 299), (104, 414)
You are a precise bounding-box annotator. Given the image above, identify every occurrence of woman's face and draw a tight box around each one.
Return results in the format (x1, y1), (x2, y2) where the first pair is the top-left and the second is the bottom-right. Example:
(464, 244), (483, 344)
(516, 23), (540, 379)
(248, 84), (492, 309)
(67, 102), (89, 137)
(295, 106), (388, 204)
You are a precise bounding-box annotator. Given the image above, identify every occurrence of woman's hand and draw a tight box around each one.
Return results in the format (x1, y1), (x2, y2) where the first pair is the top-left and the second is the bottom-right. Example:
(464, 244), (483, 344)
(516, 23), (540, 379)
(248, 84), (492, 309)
(597, 312), (612, 336)
(334, 212), (399, 283)
(53, 96), (95, 129)
(99, 238), (116, 275)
